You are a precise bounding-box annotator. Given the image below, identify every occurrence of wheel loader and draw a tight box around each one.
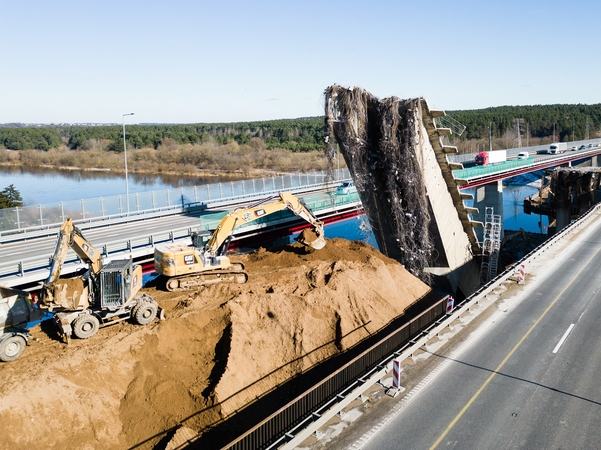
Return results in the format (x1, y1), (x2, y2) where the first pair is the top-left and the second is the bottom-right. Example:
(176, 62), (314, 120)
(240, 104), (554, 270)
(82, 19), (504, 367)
(154, 192), (326, 291)
(40, 218), (164, 342)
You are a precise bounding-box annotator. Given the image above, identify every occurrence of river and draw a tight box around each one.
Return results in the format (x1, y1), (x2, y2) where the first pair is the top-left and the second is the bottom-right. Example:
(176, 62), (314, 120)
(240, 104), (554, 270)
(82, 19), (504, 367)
(0, 166), (252, 205)
(0, 166), (548, 235)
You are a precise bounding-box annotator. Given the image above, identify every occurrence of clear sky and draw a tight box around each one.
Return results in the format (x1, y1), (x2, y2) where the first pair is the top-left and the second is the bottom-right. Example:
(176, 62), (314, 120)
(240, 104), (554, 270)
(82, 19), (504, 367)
(2, 0), (599, 124)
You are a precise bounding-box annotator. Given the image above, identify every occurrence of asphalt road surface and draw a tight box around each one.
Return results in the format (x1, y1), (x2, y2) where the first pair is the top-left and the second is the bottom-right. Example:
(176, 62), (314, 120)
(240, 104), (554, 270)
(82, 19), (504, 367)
(325, 212), (601, 449)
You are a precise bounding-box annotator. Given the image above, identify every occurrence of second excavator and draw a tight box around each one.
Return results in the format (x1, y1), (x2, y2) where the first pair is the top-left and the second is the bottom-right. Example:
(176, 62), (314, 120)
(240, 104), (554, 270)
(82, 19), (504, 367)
(154, 192), (326, 291)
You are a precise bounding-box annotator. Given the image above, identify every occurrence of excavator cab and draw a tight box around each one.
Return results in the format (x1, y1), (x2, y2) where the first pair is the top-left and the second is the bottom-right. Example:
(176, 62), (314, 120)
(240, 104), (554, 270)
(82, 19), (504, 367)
(99, 259), (138, 309)
(191, 230), (212, 249)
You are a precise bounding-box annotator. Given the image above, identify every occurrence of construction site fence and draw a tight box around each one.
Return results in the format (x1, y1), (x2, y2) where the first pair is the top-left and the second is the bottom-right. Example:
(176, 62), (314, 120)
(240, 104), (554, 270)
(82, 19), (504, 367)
(221, 296), (448, 450)
(0, 169), (351, 236)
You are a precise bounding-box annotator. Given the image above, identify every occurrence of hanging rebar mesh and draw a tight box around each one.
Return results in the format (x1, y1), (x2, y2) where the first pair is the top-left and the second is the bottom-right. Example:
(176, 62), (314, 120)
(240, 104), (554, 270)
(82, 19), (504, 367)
(324, 85), (433, 282)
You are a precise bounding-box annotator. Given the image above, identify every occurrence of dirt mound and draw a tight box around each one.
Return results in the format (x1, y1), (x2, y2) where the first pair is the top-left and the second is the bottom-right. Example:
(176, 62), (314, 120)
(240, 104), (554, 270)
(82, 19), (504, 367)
(0, 238), (430, 449)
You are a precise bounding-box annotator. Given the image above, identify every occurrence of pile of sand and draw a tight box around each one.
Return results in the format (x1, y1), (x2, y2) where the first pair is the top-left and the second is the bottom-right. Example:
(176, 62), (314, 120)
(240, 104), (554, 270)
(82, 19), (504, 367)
(0, 238), (430, 449)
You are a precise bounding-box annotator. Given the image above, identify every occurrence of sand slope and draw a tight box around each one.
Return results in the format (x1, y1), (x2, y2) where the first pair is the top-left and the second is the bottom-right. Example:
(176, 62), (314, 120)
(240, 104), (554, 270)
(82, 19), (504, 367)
(0, 238), (430, 449)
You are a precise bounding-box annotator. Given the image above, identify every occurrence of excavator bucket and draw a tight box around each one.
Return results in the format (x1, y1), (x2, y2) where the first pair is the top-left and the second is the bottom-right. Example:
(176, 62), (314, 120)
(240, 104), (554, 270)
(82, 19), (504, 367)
(296, 227), (326, 250)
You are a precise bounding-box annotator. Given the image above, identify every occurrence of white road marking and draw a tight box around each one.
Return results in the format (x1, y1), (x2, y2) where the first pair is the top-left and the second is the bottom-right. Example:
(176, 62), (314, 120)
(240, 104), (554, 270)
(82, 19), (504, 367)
(349, 308), (505, 450)
(552, 324), (575, 354)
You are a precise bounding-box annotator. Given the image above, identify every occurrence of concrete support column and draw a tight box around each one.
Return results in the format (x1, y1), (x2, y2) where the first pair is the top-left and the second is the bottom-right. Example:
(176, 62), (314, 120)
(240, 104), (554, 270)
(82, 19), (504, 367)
(555, 196), (571, 232)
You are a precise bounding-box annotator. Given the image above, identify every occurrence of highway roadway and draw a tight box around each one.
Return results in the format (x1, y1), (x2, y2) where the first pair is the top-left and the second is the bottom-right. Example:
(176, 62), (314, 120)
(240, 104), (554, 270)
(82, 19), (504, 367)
(330, 213), (601, 449)
(0, 188), (360, 288)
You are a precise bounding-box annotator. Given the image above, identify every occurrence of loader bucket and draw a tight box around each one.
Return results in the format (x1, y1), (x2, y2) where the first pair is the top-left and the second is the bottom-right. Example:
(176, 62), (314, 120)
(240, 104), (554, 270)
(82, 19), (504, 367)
(296, 227), (326, 250)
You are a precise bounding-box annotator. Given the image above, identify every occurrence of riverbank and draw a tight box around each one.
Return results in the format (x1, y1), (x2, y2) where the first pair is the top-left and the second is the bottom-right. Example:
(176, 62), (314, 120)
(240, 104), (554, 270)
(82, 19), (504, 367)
(0, 141), (336, 178)
(0, 161), (298, 181)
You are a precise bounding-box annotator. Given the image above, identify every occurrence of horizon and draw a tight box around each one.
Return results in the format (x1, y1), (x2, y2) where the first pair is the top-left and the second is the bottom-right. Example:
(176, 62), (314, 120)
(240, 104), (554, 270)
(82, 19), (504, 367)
(3, 101), (601, 128)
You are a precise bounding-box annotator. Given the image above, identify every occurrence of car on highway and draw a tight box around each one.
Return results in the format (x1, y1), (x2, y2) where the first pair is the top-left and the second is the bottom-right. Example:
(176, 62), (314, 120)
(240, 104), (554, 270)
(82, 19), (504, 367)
(335, 181), (356, 195)
(517, 151), (529, 159)
(579, 145), (586, 150)
(588, 144), (594, 149)
(571, 146), (577, 151)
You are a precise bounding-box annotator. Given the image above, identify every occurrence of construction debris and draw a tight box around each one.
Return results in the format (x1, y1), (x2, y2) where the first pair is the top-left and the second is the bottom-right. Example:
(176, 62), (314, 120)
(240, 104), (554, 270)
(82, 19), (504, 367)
(324, 85), (434, 281)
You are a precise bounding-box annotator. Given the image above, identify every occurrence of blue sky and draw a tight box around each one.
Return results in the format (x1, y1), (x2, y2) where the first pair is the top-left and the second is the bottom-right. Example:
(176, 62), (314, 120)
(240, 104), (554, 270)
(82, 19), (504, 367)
(2, 0), (599, 124)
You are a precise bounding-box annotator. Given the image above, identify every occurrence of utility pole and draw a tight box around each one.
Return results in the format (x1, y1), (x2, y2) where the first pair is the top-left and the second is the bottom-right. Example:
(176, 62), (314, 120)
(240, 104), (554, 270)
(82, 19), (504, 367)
(572, 120), (575, 142)
(586, 118), (590, 140)
(514, 119), (523, 148)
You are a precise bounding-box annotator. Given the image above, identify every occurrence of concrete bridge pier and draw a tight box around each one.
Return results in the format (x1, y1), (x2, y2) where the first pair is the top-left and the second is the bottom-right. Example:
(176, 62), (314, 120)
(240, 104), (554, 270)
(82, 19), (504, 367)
(471, 180), (504, 243)
(555, 195), (572, 231)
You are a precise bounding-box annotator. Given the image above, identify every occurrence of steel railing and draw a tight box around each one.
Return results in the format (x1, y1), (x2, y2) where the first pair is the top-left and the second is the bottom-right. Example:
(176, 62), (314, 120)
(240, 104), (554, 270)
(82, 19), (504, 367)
(0, 169), (352, 237)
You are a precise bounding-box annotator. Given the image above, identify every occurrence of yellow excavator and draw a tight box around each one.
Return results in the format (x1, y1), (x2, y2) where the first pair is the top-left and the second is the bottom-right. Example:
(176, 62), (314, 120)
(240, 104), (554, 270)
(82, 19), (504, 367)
(40, 218), (164, 341)
(154, 192), (326, 292)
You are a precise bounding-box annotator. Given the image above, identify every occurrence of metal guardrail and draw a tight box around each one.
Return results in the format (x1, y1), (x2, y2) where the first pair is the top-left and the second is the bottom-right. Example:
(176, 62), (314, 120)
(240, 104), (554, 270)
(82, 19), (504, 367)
(220, 296), (448, 450)
(452, 157), (534, 180)
(0, 190), (363, 286)
(448, 139), (601, 164)
(0, 169), (351, 237)
(217, 197), (601, 450)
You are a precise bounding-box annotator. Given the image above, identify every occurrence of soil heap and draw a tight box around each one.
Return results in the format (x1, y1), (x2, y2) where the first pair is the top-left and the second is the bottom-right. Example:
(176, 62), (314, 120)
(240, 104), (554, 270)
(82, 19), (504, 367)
(0, 238), (430, 450)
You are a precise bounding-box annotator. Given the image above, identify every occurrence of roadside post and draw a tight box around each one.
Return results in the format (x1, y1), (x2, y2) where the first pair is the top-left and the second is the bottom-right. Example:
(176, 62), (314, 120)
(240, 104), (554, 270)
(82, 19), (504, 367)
(386, 359), (404, 397)
(518, 264), (526, 284)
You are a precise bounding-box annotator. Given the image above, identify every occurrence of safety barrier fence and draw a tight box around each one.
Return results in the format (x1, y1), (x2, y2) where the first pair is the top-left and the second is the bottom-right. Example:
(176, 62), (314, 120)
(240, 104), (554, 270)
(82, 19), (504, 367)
(219, 196), (601, 450)
(0, 169), (351, 236)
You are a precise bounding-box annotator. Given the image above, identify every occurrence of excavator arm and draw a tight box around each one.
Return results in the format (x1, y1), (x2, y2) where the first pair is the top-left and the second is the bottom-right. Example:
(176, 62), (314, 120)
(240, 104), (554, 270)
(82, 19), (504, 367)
(204, 192), (325, 257)
(41, 218), (103, 306)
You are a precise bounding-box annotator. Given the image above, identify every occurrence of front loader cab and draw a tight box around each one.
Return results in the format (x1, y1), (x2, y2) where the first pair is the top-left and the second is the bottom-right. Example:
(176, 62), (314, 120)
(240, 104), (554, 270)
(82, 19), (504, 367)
(99, 259), (139, 309)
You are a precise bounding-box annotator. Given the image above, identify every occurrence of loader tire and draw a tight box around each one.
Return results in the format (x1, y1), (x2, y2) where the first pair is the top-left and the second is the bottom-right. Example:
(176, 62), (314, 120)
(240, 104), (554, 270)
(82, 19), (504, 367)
(73, 314), (100, 339)
(133, 301), (157, 325)
(0, 335), (27, 362)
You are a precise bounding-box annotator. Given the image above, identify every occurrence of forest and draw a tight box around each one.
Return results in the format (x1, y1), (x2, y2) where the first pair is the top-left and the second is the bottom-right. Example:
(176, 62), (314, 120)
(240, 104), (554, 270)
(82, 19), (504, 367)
(1, 103), (600, 154)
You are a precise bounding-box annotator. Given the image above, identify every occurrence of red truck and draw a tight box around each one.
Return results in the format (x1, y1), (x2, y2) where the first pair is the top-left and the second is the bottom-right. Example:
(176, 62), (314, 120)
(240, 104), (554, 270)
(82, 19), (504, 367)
(474, 150), (507, 165)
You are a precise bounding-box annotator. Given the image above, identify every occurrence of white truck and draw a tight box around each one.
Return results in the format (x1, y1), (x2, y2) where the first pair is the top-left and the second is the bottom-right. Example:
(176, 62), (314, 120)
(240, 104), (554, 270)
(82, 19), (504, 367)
(548, 142), (567, 154)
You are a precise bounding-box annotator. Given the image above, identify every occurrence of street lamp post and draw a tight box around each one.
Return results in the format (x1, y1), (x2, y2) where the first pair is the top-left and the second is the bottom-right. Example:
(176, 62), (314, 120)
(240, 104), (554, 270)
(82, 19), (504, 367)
(122, 112), (134, 215)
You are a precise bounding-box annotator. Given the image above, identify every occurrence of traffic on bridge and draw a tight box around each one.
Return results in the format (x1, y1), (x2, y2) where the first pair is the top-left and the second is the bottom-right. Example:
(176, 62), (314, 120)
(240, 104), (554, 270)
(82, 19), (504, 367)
(451, 139), (601, 188)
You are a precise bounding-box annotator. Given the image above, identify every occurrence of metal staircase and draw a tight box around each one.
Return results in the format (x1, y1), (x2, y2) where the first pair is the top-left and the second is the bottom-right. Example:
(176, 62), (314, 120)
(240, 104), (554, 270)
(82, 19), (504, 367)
(479, 207), (502, 284)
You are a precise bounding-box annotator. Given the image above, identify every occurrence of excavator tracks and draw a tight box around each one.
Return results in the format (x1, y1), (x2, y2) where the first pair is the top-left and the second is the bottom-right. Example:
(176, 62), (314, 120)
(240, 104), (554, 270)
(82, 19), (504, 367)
(164, 262), (248, 292)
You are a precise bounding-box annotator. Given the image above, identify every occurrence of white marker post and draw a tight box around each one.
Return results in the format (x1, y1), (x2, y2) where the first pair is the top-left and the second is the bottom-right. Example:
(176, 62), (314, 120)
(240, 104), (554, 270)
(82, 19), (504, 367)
(518, 264), (526, 284)
(446, 296), (455, 314)
(386, 359), (404, 397)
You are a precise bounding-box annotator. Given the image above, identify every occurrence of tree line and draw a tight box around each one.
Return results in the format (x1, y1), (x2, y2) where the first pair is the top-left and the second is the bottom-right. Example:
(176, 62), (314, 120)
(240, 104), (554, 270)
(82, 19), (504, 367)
(447, 104), (601, 142)
(0, 118), (327, 153)
(1, 104), (600, 152)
